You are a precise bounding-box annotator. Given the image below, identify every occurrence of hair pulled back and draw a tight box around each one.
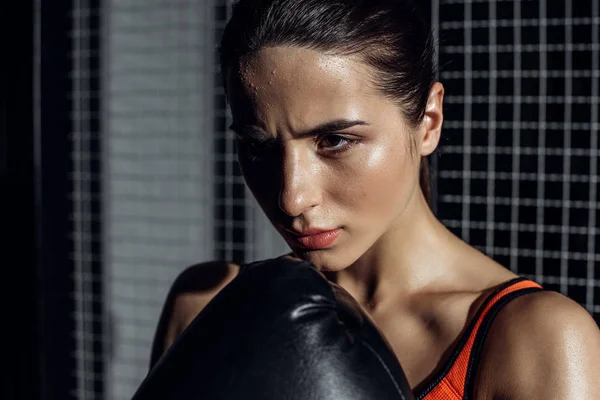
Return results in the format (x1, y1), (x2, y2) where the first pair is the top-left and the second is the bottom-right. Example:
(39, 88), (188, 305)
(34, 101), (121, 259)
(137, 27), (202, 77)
(219, 0), (437, 202)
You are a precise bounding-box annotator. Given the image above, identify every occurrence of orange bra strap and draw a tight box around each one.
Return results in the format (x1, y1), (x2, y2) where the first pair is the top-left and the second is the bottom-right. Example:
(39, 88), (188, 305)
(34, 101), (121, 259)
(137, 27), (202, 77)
(417, 278), (543, 400)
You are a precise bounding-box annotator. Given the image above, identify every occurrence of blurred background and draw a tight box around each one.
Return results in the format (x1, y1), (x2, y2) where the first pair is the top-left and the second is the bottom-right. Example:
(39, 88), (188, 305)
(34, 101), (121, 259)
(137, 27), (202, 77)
(3, 0), (598, 399)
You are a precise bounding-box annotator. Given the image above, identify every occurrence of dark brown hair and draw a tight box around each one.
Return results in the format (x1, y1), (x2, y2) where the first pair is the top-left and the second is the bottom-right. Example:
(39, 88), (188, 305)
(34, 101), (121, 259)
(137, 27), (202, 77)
(219, 0), (437, 202)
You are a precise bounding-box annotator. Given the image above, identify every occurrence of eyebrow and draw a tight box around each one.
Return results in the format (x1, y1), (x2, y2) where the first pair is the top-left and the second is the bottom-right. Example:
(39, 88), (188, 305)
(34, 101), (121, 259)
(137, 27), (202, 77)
(229, 119), (369, 141)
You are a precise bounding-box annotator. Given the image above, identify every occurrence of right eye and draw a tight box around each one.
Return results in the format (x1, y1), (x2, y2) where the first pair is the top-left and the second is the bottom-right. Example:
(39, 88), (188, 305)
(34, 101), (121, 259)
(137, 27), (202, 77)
(235, 137), (273, 162)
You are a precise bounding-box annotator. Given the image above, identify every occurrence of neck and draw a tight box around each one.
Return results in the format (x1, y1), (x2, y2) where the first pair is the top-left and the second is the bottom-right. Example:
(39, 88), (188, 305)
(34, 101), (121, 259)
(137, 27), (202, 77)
(324, 190), (461, 311)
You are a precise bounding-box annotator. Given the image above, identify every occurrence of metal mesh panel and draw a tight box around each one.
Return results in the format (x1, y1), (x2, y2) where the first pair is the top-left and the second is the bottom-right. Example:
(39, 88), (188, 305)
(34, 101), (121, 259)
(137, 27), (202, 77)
(71, 1), (104, 398)
(435, 0), (599, 317)
(214, 1), (251, 264)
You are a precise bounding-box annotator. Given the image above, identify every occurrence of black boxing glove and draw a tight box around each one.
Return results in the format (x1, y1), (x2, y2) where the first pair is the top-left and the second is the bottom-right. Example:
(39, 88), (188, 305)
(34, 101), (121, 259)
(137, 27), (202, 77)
(132, 256), (414, 400)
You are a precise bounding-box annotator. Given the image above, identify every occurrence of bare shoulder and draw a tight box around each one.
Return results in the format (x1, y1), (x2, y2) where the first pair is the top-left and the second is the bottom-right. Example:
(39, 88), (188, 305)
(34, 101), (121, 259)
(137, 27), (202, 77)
(169, 261), (241, 325)
(149, 261), (240, 368)
(476, 290), (600, 399)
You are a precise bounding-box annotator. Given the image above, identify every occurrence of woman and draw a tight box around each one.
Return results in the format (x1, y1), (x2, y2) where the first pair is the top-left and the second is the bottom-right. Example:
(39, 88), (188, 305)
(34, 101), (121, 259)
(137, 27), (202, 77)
(150, 0), (600, 398)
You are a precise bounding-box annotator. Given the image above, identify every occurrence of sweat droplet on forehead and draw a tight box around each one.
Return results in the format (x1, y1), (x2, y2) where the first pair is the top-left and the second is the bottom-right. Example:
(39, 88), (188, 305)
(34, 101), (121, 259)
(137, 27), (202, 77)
(238, 69), (261, 99)
(244, 49), (359, 92)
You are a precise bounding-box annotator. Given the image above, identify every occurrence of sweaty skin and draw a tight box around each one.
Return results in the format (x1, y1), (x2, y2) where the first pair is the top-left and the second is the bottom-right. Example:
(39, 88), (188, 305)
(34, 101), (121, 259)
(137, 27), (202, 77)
(153, 46), (600, 399)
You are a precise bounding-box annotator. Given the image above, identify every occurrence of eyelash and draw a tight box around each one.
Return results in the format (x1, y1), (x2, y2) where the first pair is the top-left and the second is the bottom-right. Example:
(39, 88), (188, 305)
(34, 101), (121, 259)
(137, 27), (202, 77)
(314, 134), (359, 156)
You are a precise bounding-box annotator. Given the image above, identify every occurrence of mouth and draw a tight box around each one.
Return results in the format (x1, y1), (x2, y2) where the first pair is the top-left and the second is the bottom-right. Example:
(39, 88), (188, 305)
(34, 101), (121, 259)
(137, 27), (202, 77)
(285, 228), (341, 250)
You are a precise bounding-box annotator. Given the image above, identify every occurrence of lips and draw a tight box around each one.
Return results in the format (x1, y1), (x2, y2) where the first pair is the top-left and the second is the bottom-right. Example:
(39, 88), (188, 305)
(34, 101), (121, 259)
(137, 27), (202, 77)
(287, 228), (341, 250)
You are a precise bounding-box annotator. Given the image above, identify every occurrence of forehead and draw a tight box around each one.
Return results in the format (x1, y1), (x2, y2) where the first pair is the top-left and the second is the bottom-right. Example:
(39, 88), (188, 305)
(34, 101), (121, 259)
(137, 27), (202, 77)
(227, 46), (383, 131)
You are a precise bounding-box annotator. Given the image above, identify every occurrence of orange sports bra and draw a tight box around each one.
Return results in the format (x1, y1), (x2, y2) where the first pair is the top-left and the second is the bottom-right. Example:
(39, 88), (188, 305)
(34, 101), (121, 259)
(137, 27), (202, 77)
(415, 277), (543, 400)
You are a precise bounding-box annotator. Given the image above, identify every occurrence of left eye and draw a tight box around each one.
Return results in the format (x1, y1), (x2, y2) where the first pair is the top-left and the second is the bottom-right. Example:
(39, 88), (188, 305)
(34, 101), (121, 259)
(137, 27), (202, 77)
(318, 135), (350, 150)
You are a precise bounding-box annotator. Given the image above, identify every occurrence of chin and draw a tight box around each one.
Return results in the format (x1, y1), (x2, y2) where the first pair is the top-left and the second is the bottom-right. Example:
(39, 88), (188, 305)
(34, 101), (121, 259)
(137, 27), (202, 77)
(291, 246), (356, 272)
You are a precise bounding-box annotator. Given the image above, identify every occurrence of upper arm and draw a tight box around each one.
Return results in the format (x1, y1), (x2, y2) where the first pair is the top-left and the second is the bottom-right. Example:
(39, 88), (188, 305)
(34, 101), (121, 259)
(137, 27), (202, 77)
(478, 291), (600, 400)
(149, 261), (240, 369)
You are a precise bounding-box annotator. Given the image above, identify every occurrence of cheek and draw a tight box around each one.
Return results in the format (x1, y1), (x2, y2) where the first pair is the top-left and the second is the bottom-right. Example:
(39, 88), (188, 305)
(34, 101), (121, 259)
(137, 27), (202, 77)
(333, 143), (416, 218)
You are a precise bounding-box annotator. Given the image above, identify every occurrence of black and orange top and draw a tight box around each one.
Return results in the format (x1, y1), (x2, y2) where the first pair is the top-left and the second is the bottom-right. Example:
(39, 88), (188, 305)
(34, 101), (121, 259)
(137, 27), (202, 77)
(415, 277), (543, 400)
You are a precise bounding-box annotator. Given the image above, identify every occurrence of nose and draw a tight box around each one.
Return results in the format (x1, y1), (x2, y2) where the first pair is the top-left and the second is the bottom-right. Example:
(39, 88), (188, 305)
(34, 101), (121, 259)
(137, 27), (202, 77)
(278, 146), (322, 217)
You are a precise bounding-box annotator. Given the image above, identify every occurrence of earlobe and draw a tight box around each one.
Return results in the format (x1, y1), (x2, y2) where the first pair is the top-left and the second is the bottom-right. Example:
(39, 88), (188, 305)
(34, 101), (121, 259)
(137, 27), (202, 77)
(420, 82), (444, 157)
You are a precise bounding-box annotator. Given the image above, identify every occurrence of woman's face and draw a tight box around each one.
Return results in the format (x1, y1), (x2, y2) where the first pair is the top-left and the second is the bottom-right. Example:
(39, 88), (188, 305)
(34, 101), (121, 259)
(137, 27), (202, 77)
(226, 46), (424, 271)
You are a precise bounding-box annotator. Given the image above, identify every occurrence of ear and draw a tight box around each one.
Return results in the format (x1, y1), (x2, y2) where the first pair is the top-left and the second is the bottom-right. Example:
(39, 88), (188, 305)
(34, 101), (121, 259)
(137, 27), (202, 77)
(419, 82), (444, 157)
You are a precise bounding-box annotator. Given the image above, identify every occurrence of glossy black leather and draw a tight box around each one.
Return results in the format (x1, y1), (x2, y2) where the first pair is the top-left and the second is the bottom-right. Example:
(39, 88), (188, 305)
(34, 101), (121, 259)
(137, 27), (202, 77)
(132, 256), (414, 400)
